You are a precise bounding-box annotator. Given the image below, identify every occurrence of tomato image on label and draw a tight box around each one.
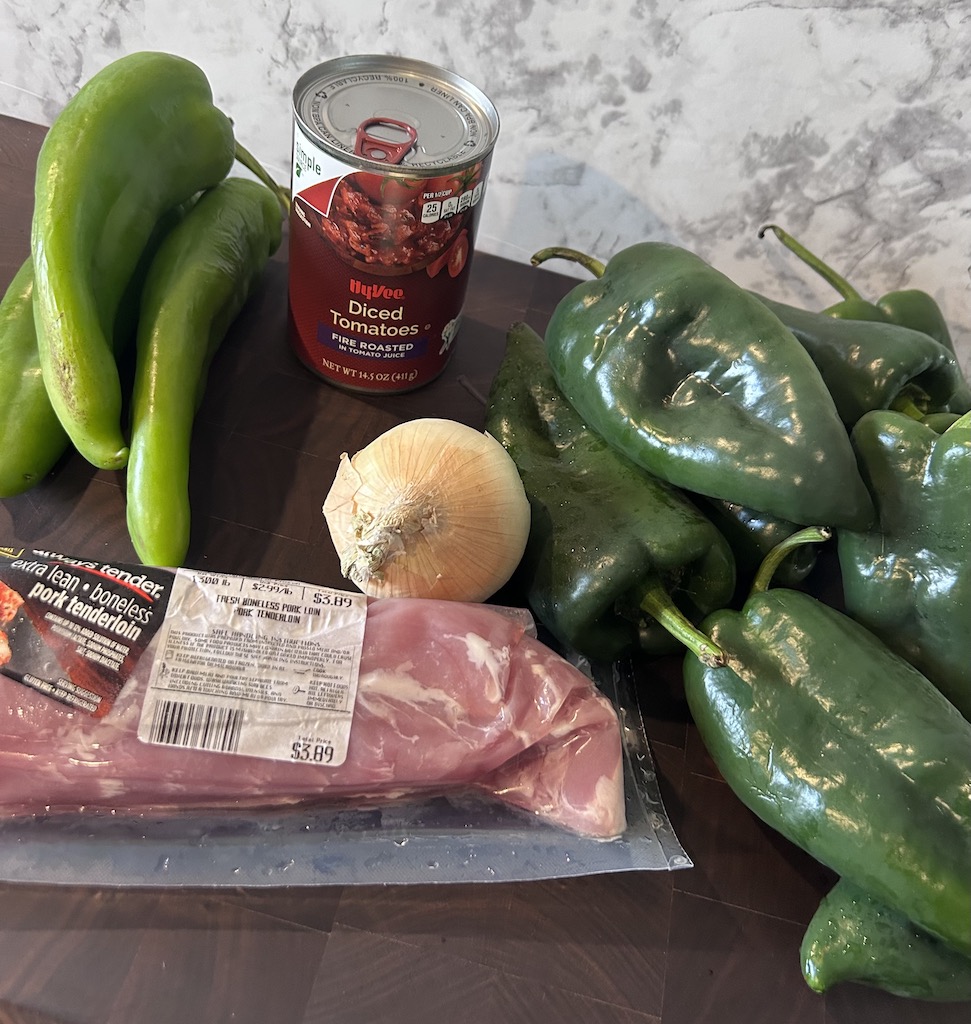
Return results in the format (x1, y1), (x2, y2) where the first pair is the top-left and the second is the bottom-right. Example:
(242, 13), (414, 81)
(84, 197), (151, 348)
(426, 230), (469, 279)
(425, 164), (483, 200)
(447, 231), (469, 277)
(354, 171), (424, 208)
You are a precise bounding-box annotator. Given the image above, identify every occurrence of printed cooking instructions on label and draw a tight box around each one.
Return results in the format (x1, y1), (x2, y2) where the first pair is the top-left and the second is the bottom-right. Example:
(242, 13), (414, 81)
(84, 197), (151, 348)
(137, 570), (367, 767)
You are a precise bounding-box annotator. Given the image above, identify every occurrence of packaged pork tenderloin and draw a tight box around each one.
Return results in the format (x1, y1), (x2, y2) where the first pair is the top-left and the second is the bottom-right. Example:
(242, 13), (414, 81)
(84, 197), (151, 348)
(0, 549), (627, 841)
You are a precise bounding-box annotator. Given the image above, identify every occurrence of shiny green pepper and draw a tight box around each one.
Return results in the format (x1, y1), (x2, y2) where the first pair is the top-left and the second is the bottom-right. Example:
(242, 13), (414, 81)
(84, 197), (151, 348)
(801, 878), (971, 1001)
(485, 321), (735, 663)
(0, 259), (69, 496)
(838, 410), (971, 719)
(754, 294), (966, 426)
(31, 51), (236, 470)
(1, 200), (193, 496)
(531, 243), (874, 529)
(126, 178), (283, 567)
(760, 224), (971, 414)
(679, 540), (971, 959)
(692, 496), (818, 590)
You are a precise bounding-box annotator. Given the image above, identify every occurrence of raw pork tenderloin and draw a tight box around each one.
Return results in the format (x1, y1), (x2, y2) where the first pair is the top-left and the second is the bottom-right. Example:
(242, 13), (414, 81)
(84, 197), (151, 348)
(0, 597), (626, 838)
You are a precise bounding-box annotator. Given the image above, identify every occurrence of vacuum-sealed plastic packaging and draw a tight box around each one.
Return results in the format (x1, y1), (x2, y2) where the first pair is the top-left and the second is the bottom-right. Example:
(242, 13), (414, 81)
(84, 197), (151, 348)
(0, 548), (689, 885)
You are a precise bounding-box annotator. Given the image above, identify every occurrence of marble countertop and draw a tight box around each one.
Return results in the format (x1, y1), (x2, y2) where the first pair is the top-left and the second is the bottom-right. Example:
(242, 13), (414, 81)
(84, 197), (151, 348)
(2, 0), (969, 378)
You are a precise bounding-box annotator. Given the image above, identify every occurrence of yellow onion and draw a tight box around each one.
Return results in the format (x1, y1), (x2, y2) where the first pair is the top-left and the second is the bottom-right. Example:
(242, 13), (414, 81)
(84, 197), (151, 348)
(322, 417), (531, 602)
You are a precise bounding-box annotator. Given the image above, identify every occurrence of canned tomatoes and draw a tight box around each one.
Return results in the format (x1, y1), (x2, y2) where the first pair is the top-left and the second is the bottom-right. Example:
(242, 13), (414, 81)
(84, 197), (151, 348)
(288, 55), (500, 393)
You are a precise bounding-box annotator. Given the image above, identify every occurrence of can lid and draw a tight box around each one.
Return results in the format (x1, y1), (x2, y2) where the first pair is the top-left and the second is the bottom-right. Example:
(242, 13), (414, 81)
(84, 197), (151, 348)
(293, 55), (500, 173)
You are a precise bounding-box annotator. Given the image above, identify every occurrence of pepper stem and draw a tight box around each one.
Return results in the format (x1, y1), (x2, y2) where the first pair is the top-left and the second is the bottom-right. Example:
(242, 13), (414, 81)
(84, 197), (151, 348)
(759, 224), (862, 302)
(531, 246), (607, 279)
(234, 140), (292, 214)
(639, 578), (724, 667)
(750, 526), (832, 597)
(890, 388), (931, 421)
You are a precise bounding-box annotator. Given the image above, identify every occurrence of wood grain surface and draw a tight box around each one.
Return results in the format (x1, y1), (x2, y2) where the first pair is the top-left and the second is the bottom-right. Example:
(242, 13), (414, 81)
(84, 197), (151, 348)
(1, 113), (966, 1024)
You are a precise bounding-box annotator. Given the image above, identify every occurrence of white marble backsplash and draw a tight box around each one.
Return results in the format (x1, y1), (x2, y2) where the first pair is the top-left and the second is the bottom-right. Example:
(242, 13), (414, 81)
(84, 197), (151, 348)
(2, 0), (968, 370)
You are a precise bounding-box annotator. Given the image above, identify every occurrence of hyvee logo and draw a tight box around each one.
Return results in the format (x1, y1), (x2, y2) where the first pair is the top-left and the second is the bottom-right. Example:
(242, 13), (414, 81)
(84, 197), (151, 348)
(349, 278), (405, 302)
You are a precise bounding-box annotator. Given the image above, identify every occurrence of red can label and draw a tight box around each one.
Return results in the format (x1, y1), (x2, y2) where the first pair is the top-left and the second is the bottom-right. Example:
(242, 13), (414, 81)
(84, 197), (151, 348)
(288, 126), (490, 392)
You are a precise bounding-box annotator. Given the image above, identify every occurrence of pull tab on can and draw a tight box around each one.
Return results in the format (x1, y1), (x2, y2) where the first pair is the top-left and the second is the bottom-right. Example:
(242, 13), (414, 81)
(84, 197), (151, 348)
(354, 117), (418, 164)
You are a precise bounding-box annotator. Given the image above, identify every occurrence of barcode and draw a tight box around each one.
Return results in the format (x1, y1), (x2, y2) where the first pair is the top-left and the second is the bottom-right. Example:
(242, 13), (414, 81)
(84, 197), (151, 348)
(149, 698), (243, 753)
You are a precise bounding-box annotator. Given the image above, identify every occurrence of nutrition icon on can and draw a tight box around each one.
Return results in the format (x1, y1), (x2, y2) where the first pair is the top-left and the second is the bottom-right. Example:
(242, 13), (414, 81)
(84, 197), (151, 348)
(288, 55), (500, 393)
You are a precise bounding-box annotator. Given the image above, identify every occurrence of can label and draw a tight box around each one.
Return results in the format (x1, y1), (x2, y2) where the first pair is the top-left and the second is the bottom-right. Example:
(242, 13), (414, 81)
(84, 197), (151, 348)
(288, 125), (491, 392)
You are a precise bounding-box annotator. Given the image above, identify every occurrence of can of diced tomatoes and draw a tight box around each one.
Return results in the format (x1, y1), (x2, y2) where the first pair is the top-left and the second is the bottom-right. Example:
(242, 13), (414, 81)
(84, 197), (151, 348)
(288, 55), (500, 393)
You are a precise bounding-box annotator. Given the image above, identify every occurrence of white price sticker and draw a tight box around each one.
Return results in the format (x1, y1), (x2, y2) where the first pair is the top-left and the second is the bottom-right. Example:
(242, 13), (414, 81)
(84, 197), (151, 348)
(137, 569), (367, 766)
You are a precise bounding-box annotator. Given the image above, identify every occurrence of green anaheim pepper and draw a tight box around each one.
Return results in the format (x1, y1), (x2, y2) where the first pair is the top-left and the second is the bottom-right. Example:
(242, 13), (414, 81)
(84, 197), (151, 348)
(1, 199), (196, 497)
(0, 259), (69, 496)
(675, 530), (971, 960)
(485, 321), (735, 663)
(31, 51), (236, 470)
(531, 243), (874, 529)
(126, 178), (283, 567)
(837, 410), (971, 719)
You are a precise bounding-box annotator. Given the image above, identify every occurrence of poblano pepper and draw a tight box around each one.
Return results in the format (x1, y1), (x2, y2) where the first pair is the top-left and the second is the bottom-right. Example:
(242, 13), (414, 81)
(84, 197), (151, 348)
(801, 878), (971, 1002)
(837, 410), (971, 719)
(760, 224), (971, 413)
(921, 410), (962, 433)
(485, 321), (734, 663)
(531, 243), (873, 529)
(755, 293), (966, 426)
(693, 497), (817, 589)
(676, 532), (971, 959)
